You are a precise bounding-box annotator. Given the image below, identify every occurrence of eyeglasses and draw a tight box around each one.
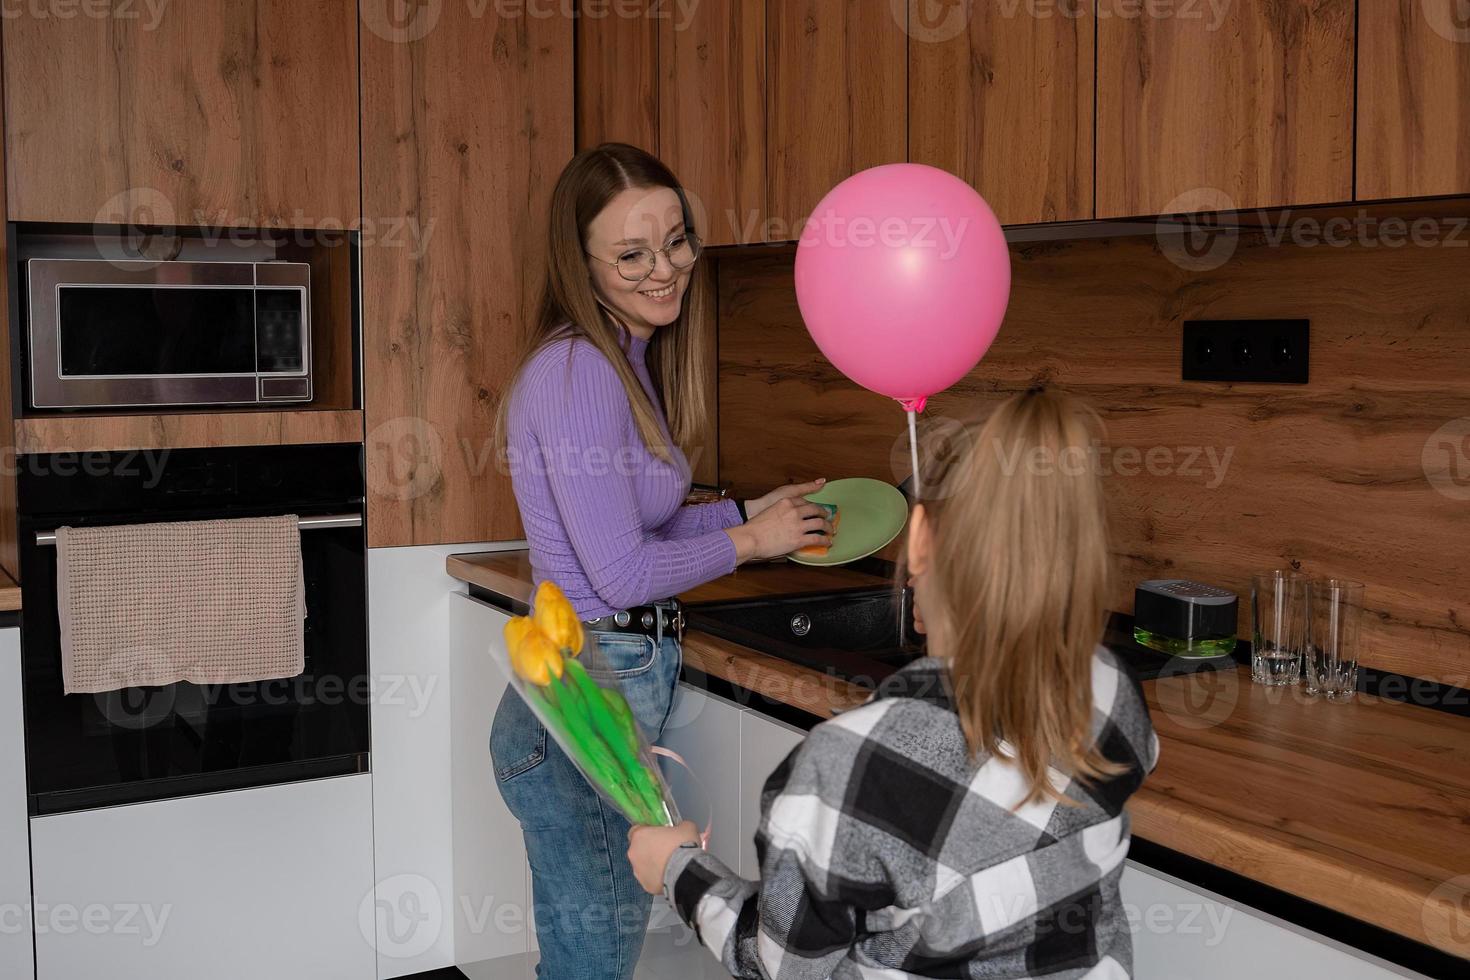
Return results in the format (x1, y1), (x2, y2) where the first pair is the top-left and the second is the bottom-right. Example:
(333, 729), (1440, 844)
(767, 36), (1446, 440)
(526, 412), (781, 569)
(587, 232), (703, 283)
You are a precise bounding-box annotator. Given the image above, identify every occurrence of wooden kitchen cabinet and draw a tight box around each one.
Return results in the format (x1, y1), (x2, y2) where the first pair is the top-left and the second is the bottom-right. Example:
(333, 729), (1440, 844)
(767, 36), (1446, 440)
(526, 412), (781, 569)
(908, 0), (1095, 224)
(360, 3), (573, 546)
(659, 0), (766, 245)
(1096, 0), (1355, 218)
(1358, 0), (1470, 200)
(576, 0), (660, 151)
(767, 0), (907, 235)
(3, 0), (358, 227)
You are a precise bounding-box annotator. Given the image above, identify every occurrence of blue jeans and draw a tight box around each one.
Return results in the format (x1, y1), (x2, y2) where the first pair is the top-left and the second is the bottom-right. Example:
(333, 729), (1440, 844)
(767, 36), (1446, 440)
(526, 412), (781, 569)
(490, 631), (682, 980)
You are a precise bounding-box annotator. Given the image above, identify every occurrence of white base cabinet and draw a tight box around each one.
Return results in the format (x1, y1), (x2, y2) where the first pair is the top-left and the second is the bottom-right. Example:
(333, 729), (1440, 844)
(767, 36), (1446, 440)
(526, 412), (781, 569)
(449, 592), (535, 975)
(30, 774), (376, 980)
(662, 680), (805, 882)
(0, 628), (32, 979)
(1122, 861), (1430, 979)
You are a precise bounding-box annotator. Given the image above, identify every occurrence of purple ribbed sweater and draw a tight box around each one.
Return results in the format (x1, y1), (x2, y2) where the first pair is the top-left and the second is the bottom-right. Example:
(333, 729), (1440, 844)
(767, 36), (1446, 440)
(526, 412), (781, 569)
(506, 333), (742, 618)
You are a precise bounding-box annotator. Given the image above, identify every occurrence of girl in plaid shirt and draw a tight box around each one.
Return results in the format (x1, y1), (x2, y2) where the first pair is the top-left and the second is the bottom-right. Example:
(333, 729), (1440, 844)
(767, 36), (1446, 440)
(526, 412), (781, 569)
(630, 390), (1160, 979)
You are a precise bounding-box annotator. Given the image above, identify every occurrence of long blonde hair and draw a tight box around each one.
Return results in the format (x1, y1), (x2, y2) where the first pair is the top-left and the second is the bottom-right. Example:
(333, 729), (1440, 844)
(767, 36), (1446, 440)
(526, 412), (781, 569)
(904, 390), (1124, 806)
(496, 143), (712, 462)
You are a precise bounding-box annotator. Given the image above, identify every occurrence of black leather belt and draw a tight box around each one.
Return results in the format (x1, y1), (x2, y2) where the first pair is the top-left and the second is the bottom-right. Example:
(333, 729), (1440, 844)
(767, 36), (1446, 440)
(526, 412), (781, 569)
(584, 599), (685, 644)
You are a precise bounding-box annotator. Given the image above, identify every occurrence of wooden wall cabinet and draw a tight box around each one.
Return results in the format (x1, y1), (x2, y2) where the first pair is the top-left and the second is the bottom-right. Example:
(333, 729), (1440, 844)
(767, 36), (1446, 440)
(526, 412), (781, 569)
(658, 0), (766, 246)
(1358, 0), (1470, 200)
(361, 3), (573, 547)
(767, 0), (907, 234)
(3, 0), (359, 227)
(576, 0), (660, 151)
(1097, 0), (1355, 218)
(908, 0), (1095, 224)
(578, 1), (765, 246)
(581, 0), (906, 245)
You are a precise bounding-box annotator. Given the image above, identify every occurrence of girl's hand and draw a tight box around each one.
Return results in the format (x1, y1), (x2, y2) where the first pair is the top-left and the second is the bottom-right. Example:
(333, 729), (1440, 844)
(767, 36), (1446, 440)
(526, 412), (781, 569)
(726, 497), (833, 562)
(743, 478), (826, 520)
(627, 821), (701, 895)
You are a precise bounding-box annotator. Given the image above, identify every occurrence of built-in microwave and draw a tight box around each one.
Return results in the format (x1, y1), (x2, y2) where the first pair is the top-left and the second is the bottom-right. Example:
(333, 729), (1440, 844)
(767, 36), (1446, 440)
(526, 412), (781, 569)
(25, 258), (312, 409)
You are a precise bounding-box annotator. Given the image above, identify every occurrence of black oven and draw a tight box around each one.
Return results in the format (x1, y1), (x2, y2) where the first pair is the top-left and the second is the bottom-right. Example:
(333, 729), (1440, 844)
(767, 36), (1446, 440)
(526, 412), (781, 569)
(17, 443), (369, 814)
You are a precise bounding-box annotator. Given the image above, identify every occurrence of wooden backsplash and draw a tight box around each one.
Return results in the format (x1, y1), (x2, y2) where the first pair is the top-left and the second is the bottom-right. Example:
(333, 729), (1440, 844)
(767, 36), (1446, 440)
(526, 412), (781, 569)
(715, 229), (1470, 685)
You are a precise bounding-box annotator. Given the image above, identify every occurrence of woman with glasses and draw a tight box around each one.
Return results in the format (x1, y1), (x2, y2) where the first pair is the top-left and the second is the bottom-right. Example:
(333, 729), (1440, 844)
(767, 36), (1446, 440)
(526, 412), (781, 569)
(490, 143), (833, 980)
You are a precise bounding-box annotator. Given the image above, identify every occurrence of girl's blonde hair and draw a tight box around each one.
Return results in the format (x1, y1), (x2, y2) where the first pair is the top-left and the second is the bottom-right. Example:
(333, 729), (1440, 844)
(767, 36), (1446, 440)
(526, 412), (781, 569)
(495, 143), (712, 463)
(903, 389), (1124, 806)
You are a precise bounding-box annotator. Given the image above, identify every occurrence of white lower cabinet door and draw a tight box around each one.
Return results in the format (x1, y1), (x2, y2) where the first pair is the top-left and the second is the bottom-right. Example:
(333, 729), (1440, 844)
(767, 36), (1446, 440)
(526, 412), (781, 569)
(31, 774), (376, 980)
(660, 682), (747, 872)
(1122, 862), (1430, 979)
(448, 592), (533, 976)
(0, 628), (32, 980)
(736, 710), (806, 880)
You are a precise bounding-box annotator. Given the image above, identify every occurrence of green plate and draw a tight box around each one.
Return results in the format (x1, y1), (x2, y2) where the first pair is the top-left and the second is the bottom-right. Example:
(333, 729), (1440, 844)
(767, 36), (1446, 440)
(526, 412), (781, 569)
(787, 478), (910, 566)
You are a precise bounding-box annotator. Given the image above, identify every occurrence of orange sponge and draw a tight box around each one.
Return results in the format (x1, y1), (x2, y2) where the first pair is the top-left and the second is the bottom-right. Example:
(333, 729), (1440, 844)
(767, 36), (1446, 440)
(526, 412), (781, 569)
(795, 503), (840, 558)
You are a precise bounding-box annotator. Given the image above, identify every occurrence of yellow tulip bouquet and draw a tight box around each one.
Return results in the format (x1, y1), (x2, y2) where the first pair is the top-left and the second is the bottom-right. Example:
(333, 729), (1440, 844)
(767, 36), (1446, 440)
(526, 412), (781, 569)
(499, 581), (679, 827)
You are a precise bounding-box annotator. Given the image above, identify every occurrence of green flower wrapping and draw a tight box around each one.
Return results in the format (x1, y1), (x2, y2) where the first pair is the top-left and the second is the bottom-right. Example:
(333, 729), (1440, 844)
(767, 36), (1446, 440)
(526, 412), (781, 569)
(503, 582), (676, 827)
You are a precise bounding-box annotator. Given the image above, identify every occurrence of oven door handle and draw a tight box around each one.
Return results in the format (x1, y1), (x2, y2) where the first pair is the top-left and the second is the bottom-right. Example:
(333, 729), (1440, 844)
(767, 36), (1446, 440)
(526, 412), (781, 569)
(34, 512), (363, 546)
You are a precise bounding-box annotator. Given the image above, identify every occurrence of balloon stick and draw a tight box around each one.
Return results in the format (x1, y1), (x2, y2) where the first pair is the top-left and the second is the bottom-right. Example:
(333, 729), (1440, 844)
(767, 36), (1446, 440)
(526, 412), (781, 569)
(898, 396), (926, 501)
(907, 409), (922, 502)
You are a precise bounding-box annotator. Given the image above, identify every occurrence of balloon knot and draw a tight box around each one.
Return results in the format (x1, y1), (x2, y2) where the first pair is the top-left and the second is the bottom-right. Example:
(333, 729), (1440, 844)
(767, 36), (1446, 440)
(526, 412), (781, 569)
(897, 396), (928, 414)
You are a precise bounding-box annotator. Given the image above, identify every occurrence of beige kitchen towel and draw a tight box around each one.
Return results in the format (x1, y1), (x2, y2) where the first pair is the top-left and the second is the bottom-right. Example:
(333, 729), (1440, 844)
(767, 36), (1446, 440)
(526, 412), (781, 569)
(56, 515), (307, 694)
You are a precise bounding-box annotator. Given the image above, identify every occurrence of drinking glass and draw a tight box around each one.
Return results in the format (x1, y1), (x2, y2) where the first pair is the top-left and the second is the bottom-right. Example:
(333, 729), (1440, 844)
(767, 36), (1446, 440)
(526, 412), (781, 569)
(1305, 579), (1365, 701)
(1251, 571), (1307, 686)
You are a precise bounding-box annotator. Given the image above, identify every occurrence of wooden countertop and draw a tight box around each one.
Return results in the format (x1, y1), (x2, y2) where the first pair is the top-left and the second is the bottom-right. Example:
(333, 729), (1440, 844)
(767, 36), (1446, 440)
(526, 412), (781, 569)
(446, 549), (880, 720)
(0, 569), (18, 612)
(447, 549), (1470, 959)
(446, 549), (893, 607)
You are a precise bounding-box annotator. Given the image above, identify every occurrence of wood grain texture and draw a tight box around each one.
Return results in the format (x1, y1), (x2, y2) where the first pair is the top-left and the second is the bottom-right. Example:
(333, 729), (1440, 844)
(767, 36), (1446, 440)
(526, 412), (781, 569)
(681, 629), (869, 719)
(908, 0), (1094, 224)
(1096, 0), (1355, 217)
(1358, 0), (1470, 200)
(3, 0), (359, 226)
(14, 410), (364, 454)
(0, 568), (19, 612)
(1134, 668), (1470, 957)
(361, 4), (573, 547)
(576, 0), (659, 151)
(0, 79), (14, 583)
(715, 227), (1470, 686)
(659, 0), (765, 245)
(691, 259), (721, 486)
(767, 0), (907, 233)
(446, 548), (892, 608)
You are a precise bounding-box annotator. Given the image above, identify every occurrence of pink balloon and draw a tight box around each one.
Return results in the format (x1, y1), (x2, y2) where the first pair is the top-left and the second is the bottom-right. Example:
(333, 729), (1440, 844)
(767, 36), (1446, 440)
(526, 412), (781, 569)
(794, 164), (1011, 407)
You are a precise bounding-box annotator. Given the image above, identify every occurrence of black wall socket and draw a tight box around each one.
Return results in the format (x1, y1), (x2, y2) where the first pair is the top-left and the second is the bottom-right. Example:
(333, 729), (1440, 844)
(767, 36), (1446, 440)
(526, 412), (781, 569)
(1182, 319), (1310, 384)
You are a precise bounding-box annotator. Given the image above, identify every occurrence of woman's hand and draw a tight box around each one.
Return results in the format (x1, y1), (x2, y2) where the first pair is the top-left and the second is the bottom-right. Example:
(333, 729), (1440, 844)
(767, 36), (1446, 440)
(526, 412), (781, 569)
(627, 821), (701, 895)
(726, 496), (833, 563)
(743, 478), (826, 520)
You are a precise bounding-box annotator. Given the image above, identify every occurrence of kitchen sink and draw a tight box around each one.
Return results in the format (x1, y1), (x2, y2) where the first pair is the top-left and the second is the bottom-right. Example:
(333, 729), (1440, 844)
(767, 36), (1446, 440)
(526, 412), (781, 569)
(686, 588), (925, 685)
(687, 588), (1244, 688)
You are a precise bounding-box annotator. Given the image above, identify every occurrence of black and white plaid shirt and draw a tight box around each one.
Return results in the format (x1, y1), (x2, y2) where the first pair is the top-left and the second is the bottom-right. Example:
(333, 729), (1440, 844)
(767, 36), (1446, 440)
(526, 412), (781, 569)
(663, 650), (1160, 979)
